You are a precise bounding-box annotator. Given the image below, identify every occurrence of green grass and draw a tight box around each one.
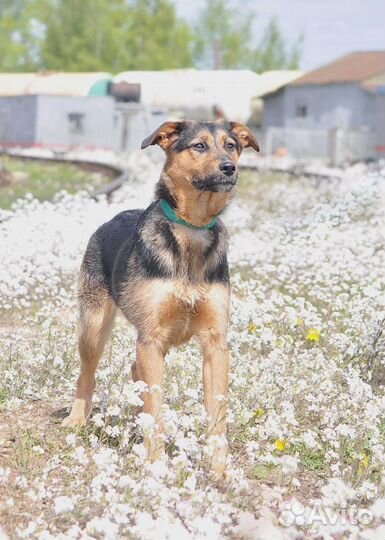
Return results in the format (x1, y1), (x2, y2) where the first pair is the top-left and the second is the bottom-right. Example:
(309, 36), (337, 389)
(250, 462), (279, 481)
(237, 170), (282, 199)
(0, 156), (109, 209)
(290, 442), (326, 472)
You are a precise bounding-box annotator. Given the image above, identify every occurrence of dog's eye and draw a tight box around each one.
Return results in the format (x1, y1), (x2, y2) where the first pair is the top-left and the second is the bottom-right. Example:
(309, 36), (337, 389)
(193, 142), (205, 150)
(225, 142), (235, 150)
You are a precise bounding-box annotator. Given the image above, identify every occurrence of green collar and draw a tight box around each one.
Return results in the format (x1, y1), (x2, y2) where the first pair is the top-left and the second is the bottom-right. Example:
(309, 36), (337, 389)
(159, 199), (218, 230)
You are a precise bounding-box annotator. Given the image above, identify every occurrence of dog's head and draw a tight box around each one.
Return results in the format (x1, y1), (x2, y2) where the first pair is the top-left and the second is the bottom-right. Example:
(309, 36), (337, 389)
(141, 120), (259, 193)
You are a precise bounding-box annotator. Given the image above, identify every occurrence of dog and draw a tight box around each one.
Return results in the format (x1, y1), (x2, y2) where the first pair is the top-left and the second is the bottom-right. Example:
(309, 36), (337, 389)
(63, 120), (259, 476)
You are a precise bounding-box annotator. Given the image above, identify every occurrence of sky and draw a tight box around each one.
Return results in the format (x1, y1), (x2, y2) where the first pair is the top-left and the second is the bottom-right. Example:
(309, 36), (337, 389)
(174, 0), (385, 71)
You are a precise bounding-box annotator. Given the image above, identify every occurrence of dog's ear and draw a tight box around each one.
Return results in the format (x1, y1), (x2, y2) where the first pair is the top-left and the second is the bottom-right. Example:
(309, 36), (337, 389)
(229, 122), (260, 152)
(141, 121), (183, 151)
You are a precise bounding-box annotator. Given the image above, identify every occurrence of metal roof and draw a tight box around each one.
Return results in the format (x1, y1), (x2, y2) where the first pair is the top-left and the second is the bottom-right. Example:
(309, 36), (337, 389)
(252, 70), (303, 98)
(0, 74), (36, 96)
(0, 72), (112, 96)
(115, 69), (262, 121)
(290, 51), (385, 86)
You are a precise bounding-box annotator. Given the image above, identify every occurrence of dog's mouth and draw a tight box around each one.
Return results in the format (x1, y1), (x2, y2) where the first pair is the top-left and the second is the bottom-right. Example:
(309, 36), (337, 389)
(192, 173), (238, 193)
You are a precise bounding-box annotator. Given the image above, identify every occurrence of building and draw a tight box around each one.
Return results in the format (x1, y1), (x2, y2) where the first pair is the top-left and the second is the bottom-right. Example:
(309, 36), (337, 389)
(0, 72), (113, 97)
(0, 72), (164, 153)
(0, 95), (118, 150)
(114, 69), (262, 123)
(249, 70), (303, 127)
(262, 51), (385, 161)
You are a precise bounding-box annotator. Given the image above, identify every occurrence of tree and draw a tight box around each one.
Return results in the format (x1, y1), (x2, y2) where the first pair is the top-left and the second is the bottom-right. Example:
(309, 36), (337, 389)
(0, 0), (45, 71)
(41, 0), (194, 71)
(193, 0), (253, 69)
(40, 0), (129, 71)
(0, 0), (194, 72)
(124, 0), (194, 70)
(252, 17), (303, 72)
(0, 0), (302, 73)
(194, 0), (303, 71)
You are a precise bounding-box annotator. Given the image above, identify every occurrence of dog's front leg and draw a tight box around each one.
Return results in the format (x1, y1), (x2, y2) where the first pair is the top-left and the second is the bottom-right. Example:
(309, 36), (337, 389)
(200, 330), (230, 478)
(135, 339), (165, 462)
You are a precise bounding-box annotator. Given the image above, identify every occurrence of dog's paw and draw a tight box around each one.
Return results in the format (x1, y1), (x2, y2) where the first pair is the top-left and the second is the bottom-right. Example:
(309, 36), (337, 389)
(61, 415), (87, 428)
(210, 456), (228, 480)
(207, 437), (229, 480)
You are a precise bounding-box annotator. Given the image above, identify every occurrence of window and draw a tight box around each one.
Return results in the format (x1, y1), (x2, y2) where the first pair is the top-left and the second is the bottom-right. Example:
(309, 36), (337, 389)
(295, 105), (308, 118)
(68, 113), (85, 134)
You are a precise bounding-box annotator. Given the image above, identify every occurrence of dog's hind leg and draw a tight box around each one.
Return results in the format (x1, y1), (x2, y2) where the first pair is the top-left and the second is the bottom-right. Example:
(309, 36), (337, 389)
(63, 282), (116, 427)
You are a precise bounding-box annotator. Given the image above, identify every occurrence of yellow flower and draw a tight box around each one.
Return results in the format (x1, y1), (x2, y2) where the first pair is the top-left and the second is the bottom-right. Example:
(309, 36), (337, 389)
(248, 322), (258, 334)
(306, 328), (321, 342)
(296, 318), (304, 326)
(359, 453), (370, 472)
(274, 439), (287, 452)
(254, 408), (266, 418)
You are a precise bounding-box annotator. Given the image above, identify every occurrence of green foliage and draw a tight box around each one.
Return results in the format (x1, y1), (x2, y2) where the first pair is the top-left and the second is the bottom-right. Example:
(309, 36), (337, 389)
(0, 0), (193, 71)
(250, 462), (278, 480)
(195, 1), (303, 71)
(290, 442), (326, 472)
(41, 0), (194, 71)
(0, 0), (45, 71)
(41, 0), (129, 71)
(0, 0), (303, 72)
(194, 0), (254, 69)
(123, 0), (194, 70)
(252, 17), (303, 72)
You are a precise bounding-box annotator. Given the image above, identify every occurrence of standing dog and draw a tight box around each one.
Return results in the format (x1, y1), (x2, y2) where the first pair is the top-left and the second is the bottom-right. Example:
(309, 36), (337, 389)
(63, 120), (259, 476)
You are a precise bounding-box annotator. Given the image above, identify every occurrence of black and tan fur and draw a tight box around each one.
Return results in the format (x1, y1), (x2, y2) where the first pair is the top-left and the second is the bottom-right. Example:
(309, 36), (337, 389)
(63, 120), (259, 476)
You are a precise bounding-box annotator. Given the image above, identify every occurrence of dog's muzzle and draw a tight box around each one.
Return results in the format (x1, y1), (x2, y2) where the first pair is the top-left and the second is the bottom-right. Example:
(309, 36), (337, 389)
(192, 173), (238, 193)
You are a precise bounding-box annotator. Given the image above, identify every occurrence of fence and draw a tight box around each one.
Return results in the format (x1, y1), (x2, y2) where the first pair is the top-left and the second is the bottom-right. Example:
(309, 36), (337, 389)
(264, 127), (379, 164)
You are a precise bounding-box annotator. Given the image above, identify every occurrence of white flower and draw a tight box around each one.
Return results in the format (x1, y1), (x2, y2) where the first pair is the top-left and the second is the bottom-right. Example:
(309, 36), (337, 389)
(336, 423), (356, 438)
(54, 496), (74, 515)
(321, 478), (356, 506)
(370, 498), (385, 518)
(191, 516), (221, 539)
(277, 455), (299, 475)
(106, 404), (121, 416)
(146, 460), (169, 479)
(86, 517), (119, 537)
(73, 446), (89, 465)
(93, 448), (118, 467)
(53, 355), (63, 367)
(183, 474), (197, 491)
(65, 433), (77, 447)
(301, 430), (319, 449)
(132, 443), (147, 460)
(91, 412), (105, 428)
(136, 413), (156, 431)
(31, 445), (44, 455)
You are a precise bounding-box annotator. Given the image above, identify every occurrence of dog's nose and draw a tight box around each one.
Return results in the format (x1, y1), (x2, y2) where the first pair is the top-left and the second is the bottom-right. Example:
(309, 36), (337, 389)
(219, 162), (236, 177)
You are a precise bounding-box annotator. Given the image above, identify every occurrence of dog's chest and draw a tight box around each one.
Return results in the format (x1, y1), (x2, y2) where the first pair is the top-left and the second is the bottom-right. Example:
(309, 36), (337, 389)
(173, 224), (211, 250)
(172, 280), (207, 308)
(173, 224), (212, 279)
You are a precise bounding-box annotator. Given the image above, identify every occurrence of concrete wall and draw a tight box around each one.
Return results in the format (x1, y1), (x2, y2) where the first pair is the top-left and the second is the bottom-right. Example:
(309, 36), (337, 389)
(261, 89), (285, 130)
(0, 95), (167, 153)
(375, 94), (385, 151)
(115, 104), (168, 153)
(0, 95), (37, 145)
(35, 95), (117, 149)
(263, 84), (377, 131)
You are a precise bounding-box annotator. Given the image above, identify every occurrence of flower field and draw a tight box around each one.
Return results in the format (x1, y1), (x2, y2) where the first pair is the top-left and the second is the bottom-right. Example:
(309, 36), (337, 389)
(1, 152), (385, 539)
